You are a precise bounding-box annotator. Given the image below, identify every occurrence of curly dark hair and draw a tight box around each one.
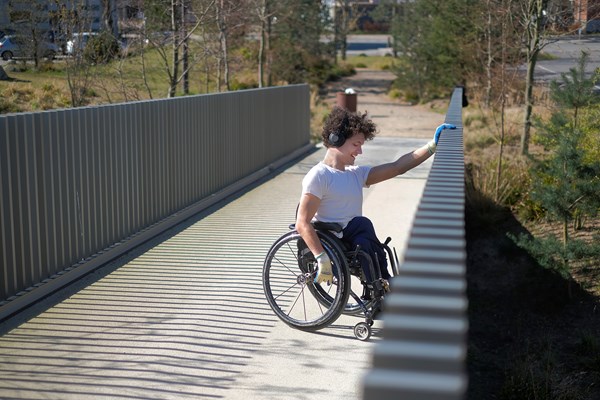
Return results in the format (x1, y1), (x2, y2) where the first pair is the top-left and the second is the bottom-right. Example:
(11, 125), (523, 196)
(322, 106), (377, 147)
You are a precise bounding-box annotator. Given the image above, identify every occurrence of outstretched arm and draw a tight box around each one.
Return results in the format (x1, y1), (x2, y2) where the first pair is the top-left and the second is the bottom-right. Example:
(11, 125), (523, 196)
(366, 123), (455, 186)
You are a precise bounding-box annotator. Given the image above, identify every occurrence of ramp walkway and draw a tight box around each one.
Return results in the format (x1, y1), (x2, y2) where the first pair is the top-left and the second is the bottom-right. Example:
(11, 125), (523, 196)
(0, 136), (432, 400)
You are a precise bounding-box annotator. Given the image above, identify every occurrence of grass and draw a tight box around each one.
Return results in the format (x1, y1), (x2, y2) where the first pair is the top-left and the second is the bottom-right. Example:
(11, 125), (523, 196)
(345, 54), (395, 70)
(1, 41), (260, 112)
(1, 40), (396, 116)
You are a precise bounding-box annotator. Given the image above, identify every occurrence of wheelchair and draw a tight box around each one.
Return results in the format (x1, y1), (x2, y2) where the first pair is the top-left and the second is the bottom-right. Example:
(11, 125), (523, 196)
(262, 221), (400, 340)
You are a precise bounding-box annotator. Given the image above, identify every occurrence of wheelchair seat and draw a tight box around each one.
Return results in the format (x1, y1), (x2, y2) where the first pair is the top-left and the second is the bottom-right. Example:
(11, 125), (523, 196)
(289, 221), (354, 251)
(288, 220), (342, 233)
(312, 221), (343, 233)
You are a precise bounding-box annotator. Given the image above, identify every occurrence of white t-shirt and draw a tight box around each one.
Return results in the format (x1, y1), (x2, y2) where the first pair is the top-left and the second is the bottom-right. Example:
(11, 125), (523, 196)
(302, 162), (372, 229)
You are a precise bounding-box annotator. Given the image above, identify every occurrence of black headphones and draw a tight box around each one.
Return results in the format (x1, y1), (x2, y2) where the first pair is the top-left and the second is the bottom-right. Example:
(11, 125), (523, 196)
(328, 114), (350, 148)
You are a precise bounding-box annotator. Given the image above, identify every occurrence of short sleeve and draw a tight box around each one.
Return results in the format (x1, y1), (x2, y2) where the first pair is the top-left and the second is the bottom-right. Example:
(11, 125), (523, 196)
(302, 165), (326, 199)
(352, 165), (372, 188)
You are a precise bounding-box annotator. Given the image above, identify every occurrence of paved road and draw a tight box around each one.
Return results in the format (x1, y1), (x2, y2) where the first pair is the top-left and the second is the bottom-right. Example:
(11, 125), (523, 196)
(343, 34), (600, 87)
(0, 135), (433, 400)
(534, 35), (600, 91)
(346, 35), (392, 56)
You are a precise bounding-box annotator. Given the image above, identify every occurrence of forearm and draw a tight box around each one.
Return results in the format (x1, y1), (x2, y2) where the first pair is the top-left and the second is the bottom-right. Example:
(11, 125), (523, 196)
(366, 142), (432, 185)
(296, 220), (325, 257)
(394, 142), (432, 175)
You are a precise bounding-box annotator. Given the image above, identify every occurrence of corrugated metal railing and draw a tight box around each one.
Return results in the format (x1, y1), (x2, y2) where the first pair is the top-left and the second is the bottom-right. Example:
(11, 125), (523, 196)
(0, 84), (311, 320)
(363, 87), (467, 399)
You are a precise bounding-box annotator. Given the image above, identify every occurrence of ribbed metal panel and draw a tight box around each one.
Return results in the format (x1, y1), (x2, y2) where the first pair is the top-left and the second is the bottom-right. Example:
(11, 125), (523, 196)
(363, 87), (467, 400)
(0, 85), (310, 307)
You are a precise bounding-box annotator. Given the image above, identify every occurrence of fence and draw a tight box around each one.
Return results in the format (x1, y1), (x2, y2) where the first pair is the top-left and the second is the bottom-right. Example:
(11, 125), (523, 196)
(362, 87), (467, 399)
(0, 84), (311, 319)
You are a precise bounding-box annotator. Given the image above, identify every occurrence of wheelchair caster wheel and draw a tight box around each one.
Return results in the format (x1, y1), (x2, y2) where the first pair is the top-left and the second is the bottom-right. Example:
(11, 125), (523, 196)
(354, 322), (371, 341)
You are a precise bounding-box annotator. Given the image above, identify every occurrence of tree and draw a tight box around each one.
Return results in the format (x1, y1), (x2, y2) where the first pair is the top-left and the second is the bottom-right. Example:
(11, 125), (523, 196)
(59, 2), (96, 107)
(371, 0), (399, 56)
(100, 0), (118, 38)
(140, 0), (215, 98)
(478, 0), (521, 109)
(511, 52), (600, 295)
(331, 0), (367, 61)
(214, 0), (247, 91)
(474, 0), (524, 201)
(391, 0), (479, 102)
(519, 0), (548, 155)
(269, 0), (330, 85)
(6, 0), (55, 69)
(251, 0), (278, 87)
(517, 1), (575, 155)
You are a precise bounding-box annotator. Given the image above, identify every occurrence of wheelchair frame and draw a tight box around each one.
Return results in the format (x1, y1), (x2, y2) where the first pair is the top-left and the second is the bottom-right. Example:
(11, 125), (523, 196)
(262, 221), (400, 340)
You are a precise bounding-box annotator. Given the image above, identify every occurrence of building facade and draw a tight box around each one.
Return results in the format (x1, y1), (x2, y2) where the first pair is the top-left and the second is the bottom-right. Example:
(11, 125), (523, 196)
(0, 0), (121, 37)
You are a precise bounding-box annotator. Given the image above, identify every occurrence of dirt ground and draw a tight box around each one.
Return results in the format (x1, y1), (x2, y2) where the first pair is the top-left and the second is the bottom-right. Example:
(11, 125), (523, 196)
(466, 203), (600, 400)
(321, 69), (600, 400)
(320, 68), (445, 138)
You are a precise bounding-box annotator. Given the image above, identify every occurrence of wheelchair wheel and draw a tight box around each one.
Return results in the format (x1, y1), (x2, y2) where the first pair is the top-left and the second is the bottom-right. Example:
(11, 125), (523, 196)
(384, 244), (401, 277)
(263, 230), (351, 331)
(354, 322), (371, 341)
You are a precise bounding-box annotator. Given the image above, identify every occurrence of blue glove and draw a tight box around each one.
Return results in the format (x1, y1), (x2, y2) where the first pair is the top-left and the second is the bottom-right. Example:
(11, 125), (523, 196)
(433, 123), (457, 145)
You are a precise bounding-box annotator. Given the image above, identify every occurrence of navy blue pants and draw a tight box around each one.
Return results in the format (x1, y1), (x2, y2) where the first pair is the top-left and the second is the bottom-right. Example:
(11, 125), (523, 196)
(342, 216), (390, 282)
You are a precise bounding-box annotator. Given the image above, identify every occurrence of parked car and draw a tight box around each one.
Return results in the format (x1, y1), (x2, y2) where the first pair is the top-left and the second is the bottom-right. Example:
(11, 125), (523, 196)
(66, 32), (125, 62)
(0, 28), (16, 40)
(0, 35), (60, 61)
(65, 32), (98, 55)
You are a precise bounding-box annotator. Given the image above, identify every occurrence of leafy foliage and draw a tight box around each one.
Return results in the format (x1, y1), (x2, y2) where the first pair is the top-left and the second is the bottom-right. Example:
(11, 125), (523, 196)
(84, 32), (120, 64)
(579, 106), (600, 165)
(390, 0), (481, 102)
(270, 0), (332, 85)
(509, 232), (600, 278)
(531, 118), (600, 222)
(511, 52), (600, 282)
(549, 52), (599, 116)
(531, 53), (600, 223)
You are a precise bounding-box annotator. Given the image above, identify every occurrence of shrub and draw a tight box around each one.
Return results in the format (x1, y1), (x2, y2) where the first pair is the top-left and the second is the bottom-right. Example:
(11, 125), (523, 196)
(37, 61), (57, 73)
(84, 32), (120, 64)
(403, 89), (419, 104)
(388, 88), (401, 99)
(0, 96), (21, 114)
(463, 111), (488, 129)
(230, 79), (258, 91)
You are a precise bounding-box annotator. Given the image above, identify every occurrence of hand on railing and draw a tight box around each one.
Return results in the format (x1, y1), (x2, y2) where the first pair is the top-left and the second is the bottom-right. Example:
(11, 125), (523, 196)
(427, 123), (457, 154)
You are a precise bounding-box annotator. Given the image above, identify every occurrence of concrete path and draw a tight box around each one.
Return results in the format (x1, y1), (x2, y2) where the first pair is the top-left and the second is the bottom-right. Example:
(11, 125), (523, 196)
(0, 71), (444, 400)
(322, 69), (445, 139)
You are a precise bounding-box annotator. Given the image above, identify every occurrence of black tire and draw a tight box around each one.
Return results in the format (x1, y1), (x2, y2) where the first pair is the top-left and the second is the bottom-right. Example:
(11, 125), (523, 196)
(2, 51), (13, 61)
(263, 230), (350, 331)
(384, 244), (401, 276)
(354, 322), (371, 341)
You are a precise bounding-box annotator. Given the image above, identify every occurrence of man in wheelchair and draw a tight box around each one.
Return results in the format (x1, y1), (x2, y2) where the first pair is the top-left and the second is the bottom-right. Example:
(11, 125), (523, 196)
(295, 105), (455, 292)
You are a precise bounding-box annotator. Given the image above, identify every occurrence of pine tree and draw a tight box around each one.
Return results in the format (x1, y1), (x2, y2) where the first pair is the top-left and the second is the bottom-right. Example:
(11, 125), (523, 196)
(511, 52), (600, 295)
